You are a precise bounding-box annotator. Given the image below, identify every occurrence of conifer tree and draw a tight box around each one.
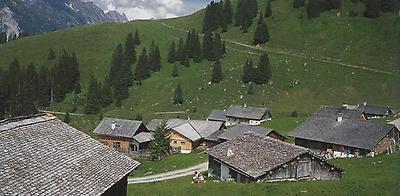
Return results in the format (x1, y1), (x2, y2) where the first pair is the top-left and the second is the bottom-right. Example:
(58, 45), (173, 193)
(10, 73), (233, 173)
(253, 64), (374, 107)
(153, 45), (162, 72)
(85, 75), (100, 114)
(202, 32), (214, 61)
(168, 41), (177, 63)
(265, 1), (272, 17)
(172, 64), (179, 77)
(242, 60), (255, 83)
(173, 84), (184, 105)
(293, 0), (305, 8)
(124, 32), (136, 66)
(64, 112), (71, 124)
(48, 48), (56, 60)
(149, 122), (171, 160)
(211, 60), (223, 83)
(177, 37), (186, 63)
(381, 0), (396, 12)
(255, 53), (271, 85)
(21, 64), (38, 115)
(235, 0), (258, 32)
(100, 77), (113, 107)
(212, 33), (224, 61)
(364, 0), (381, 18)
(253, 12), (270, 45)
(133, 29), (141, 45)
(7, 59), (22, 116)
(110, 44), (124, 86)
(307, 0), (321, 18)
(193, 32), (203, 63)
(0, 32), (6, 44)
(134, 48), (149, 81)
(224, 0), (233, 24)
(148, 41), (156, 71)
(37, 66), (51, 107)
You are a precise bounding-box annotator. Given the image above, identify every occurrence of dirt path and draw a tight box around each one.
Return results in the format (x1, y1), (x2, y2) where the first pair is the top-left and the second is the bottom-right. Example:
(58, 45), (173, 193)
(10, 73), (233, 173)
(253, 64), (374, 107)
(128, 162), (208, 184)
(159, 22), (398, 77)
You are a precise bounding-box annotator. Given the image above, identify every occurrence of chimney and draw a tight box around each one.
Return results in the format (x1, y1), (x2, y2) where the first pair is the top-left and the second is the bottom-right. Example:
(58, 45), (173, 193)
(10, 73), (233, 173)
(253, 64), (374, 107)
(337, 113), (343, 122)
(227, 148), (234, 157)
(111, 120), (116, 130)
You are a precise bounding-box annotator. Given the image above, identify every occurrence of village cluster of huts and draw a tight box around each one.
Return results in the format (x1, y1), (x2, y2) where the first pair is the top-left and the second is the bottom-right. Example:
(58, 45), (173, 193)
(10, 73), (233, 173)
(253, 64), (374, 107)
(0, 103), (399, 195)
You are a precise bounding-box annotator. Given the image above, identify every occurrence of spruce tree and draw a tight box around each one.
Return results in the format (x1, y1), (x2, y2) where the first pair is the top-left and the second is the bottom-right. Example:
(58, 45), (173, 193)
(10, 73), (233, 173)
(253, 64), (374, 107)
(242, 60), (255, 83)
(64, 112), (71, 124)
(364, 0), (381, 18)
(85, 75), (100, 114)
(235, 0), (258, 32)
(167, 41), (177, 63)
(193, 32), (203, 63)
(211, 60), (223, 83)
(0, 32), (7, 44)
(293, 0), (305, 8)
(307, 0), (321, 19)
(381, 0), (396, 12)
(177, 37), (186, 63)
(202, 32), (214, 61)
(153, 46), (162, 72)
(224, 0), (233, 24)
(253, 12), (270, 45)
(100, 77), (113, 107)
(133, 29), (141, 45)
(38, 66), (51, 107)
(110, 44), (124, 86)
(149, 122), (171, 160)
(212, 33), (223, 61)
(148, 41), (156, 71)
(124, 32), (136, 66)
(172, 64), (179, 77)
(173, 84), (184, 105)
(265, 1), (272, 17)
(255, 53), (271, 85)
(7, 59), (22, 116)
(48, 48), (56, 60)
(21, 64), (38, 115)
(134, 48), (149, 81)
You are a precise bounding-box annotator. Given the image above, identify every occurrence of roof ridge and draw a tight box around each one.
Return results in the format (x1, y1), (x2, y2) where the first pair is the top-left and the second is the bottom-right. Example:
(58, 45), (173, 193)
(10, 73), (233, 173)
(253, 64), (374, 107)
(0, 114), (56, 132)
(187, 121), (202, 138)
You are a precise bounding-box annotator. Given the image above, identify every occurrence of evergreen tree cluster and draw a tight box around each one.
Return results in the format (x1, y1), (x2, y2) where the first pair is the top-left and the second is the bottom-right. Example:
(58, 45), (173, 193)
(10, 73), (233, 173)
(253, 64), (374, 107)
(306, 0), (342, 19)
(202, 32), (226, 61)
(253, 12), (270, 45)
(134, 41), (162, 81)
(84, 75), (113, 114)
(364, 0), (381, 18)
(242, 53), (272, 85)
(202, 0), (233, 33)
(0, 53), (81, 119)
(149, 122), (171, 160)
(234, 0), (258, 33)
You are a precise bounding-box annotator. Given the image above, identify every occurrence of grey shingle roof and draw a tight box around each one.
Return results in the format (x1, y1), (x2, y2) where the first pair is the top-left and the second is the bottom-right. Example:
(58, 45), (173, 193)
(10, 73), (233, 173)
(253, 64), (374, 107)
(133, 132), (155, 143)
(357, 104), (391, 116)
(288, 113), (395, 150)
(317, 106), (364, 120)
(208, 133), (309, 178)
(226, 105), (270, 120)
(93, 118), (145, 138)
(166, 119), (223, 142)
(205, 129), (225, 142)
(0, 115), (140, 196)
(218, 124), (275, 141)
(146, 119), (164, 131)
(207, 110), (227, 122)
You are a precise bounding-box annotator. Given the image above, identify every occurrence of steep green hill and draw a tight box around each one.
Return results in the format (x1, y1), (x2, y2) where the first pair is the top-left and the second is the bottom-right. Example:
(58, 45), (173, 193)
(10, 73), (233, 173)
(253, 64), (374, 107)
(0, 0), (399, 125)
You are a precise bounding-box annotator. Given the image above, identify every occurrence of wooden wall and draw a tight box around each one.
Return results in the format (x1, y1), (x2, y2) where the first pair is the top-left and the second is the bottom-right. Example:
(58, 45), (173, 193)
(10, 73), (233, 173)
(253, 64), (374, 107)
(168, 131), (193, 152)
(98, 136), (132, 152)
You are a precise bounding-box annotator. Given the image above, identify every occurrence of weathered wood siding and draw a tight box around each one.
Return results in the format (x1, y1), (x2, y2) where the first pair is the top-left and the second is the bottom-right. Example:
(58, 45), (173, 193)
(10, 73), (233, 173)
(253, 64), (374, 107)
(168, 131), (193, 153)
(372, 129), (399, 155)
(98, 136), (132, 152)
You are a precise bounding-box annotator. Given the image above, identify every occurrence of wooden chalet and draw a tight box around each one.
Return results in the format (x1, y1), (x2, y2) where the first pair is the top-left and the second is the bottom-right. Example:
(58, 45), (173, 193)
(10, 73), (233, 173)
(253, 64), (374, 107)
(94, 118), (154, 153)
(0, 115), (139, 196)
(208, 133), (343, 183)
(289, 106), (399, 158)
(225, 105), (271, 126)
(166, 119), (224, 153)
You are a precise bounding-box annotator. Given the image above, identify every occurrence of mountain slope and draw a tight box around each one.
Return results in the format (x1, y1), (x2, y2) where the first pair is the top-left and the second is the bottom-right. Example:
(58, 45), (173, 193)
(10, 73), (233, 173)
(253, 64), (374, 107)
(0, 0), (127, 37)
(0, 0), (399, 122)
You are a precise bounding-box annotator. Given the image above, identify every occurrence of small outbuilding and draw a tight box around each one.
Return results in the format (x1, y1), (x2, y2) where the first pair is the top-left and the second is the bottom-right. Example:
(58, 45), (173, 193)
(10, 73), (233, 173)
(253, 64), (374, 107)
(208, 133), (343, 183)
(207, 110), (227, 123)
(356, 103), (393, 118)
(225, 105), (272, 126)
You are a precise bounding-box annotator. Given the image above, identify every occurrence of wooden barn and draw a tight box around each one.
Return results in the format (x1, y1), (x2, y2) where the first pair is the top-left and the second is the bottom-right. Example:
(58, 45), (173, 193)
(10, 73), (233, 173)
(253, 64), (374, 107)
(289, 107), (399, 158)
(208, 133), (343, 183)
(225, 105), (271, 126)
(166, 119), (224, 153)
(94, 118), (154, 153)
(0, 115), (140, 196)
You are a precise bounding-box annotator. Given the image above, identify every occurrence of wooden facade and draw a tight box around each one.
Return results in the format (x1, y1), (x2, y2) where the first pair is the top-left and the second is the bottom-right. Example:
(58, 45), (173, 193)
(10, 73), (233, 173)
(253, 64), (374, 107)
(208, 153), (342, 183)
(168, 131), (194, 153)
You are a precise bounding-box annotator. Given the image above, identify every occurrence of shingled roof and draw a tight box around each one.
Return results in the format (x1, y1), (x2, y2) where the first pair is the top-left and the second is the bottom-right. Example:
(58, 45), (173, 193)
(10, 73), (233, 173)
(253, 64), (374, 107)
(146, 119), (164, 131)
(166, 119), (224, 142)
(0, 115), (139, 195)
(208, 133), (311, 178)
(288, 113), (396, 150)
(93, 118), (145, 138)
(317, 106), (364, 120)
(357, 104), (392, 116)
(207, 110), (227, 122)
(218, 124), (276, 141)
(226, 105), (270, 120)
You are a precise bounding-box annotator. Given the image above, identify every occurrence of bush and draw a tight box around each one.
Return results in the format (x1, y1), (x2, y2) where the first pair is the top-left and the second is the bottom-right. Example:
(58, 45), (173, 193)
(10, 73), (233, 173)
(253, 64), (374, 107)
(291, 110), (298, 117)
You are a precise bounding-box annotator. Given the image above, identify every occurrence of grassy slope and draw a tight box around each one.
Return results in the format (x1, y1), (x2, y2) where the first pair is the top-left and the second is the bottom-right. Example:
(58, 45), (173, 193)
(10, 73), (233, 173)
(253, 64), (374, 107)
(130, 153), (208, 177)
(0, 0), (399, 125)
(128, 152), (400, 195)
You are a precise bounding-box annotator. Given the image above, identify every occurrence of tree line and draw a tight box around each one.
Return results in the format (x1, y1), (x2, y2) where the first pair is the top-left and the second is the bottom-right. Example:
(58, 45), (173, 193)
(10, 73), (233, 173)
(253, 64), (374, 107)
(0, 50), (80, 119)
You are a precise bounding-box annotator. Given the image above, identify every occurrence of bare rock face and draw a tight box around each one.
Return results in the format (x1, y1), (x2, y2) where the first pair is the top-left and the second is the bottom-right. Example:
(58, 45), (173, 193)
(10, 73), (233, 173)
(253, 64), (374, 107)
(0, 0), (128, 36)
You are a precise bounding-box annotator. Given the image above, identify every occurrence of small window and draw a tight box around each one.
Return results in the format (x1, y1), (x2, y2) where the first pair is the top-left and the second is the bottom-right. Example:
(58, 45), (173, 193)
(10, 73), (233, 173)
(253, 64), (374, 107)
(181, 141), (186, 144)
(173, 141), (178, 144)
(113, 142), (121, 149)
